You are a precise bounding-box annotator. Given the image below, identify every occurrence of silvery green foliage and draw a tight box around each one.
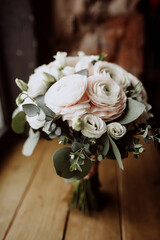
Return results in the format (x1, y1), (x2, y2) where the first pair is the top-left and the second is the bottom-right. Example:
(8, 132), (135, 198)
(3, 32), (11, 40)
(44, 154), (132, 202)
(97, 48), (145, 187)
(11, 52), (160, 181)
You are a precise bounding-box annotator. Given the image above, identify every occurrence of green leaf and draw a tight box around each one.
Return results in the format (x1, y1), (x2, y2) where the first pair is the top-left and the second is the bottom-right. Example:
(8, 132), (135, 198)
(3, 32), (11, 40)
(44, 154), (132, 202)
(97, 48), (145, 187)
(143, 127), (148, 138)
(22, 128), (40, 156)
(15, 78), (28, 91)
(53, 147), (92, 180)
(55, 127), (61, 136)
(76, 69), (88, 76)
(36, 95), (55, 118)
(49, 122), (57, 132)
(43, 72), (56, 83)
(59, 136), (68, 145)
(98, 53), (107, 61)
(74, 158), (92, 180)
(37, 109), (46, 121)
(49, 133), (57, 139)
(16, 93), (25, 106)
(101, 133), (110, 156)
(53, 147), (76, 179)
(72, 142), (83, 152)
(118, 98), (145, 125)
(22, 104), (40, 117)
(98, 155), (103, 161)
(108, 135), (124, 170)
(11, 111), (26, 134)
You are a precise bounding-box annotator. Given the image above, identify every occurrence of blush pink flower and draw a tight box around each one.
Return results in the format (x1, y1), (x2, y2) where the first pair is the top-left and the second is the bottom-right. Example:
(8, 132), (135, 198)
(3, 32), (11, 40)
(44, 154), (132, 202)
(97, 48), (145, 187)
(44, 74), (90, 121)
(87, 74), (127, 121)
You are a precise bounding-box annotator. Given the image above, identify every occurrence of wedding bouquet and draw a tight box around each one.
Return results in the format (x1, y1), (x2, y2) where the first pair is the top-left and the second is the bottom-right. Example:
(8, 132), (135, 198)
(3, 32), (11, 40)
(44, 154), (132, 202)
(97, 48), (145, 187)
(12, 51), (160, 214)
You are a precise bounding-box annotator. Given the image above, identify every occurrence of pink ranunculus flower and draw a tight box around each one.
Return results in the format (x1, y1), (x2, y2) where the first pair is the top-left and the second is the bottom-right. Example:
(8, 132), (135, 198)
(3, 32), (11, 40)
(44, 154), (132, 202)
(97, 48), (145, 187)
(44, 74), (90, 121)
(87, 74), (127, 121)
(94, 61), (130, 90)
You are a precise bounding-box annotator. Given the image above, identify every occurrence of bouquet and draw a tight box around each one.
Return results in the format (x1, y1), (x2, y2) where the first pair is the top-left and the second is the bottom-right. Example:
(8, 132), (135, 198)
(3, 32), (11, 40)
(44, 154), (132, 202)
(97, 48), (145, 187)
(12, 51), (160, 215)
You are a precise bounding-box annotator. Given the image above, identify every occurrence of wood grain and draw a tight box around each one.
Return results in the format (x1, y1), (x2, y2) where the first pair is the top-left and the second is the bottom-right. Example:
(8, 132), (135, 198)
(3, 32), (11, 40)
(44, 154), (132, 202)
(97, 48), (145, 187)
(65, 160), (121, 240)
(118, 142), (160, 240)
(5, 139), (71, 240)
(0, 139), (47, 239)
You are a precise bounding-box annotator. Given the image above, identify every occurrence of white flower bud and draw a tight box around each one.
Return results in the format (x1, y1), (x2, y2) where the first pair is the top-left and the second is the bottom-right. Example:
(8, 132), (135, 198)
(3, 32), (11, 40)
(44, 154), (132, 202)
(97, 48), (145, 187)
(53, 51), (67, 69)
(72, 116), (84, 131)
(81, 114), (107, 139)
(106, 122), (126, 140)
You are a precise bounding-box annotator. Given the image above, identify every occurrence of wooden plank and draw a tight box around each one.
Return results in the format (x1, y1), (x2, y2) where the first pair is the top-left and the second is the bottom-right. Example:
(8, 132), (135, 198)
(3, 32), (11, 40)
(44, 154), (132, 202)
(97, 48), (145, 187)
(118, 142), (160, 239)
(65, 160), (121, 240)
(0, 138), (47, 239)
(5, 139), (71, 240)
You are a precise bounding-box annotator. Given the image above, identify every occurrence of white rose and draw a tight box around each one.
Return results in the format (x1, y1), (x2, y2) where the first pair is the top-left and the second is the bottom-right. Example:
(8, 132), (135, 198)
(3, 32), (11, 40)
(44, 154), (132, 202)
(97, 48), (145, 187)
(81, 114), (107, 139)
(53, 51), (67, 69)
(94, 61), (130, 90)
(106, 122), (126, 140)
(28, 65), (48, 98)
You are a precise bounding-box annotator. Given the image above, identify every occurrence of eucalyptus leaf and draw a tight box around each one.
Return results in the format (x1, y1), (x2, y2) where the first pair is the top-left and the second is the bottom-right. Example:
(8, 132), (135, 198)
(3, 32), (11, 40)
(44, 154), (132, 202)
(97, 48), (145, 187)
(15, 78), (28, 91)
(55, 127), (61, 136)
(118, 98), (145, 125)
(37, 109), (46, 121)
(22, 128), (40, 156)
(100, 133), (110, 156)
(49, 133), (57, 139)
(36, 95), (55, 118)
(11, 111), (26, 134)
(143, 127), (148, 138)
(98, 155), (103, 161)
(23, 104), (40, 117)
(49, 122), (57, 132)
(44, 120), (52, 131)
(53, 147), (78, 179)
(71, 158), (92, 180)
(108, 135), (124, 170)
(76, 69), (88, 76)
(72, 142), (83, 152)
(53, 147), (92, 181)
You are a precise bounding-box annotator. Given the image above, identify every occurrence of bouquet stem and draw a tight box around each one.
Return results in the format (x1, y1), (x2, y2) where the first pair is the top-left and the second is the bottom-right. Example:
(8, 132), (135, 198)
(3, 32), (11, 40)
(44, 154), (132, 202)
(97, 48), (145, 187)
(69, 158), (101, 215)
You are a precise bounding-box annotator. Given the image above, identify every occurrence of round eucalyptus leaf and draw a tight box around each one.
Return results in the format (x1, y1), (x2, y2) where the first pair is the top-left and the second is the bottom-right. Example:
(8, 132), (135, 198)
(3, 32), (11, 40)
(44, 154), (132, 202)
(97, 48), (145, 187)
(53, 147), (92, 180)
(53, 147), (77, 179)
(72, 142), (83, 152)
(22, 104), (40, 117)
(11, 111), (26, 134)
(36, 95), (55, 118)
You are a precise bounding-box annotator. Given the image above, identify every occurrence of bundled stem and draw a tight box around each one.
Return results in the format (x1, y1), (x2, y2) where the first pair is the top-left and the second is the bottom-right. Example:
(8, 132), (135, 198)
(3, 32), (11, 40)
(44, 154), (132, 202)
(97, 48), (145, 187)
(69, 158), (101, 215)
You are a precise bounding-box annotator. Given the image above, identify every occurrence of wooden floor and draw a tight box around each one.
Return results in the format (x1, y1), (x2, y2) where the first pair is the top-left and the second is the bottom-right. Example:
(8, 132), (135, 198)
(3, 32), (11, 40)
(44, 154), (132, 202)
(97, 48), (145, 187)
(0, 138), (160, 240)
